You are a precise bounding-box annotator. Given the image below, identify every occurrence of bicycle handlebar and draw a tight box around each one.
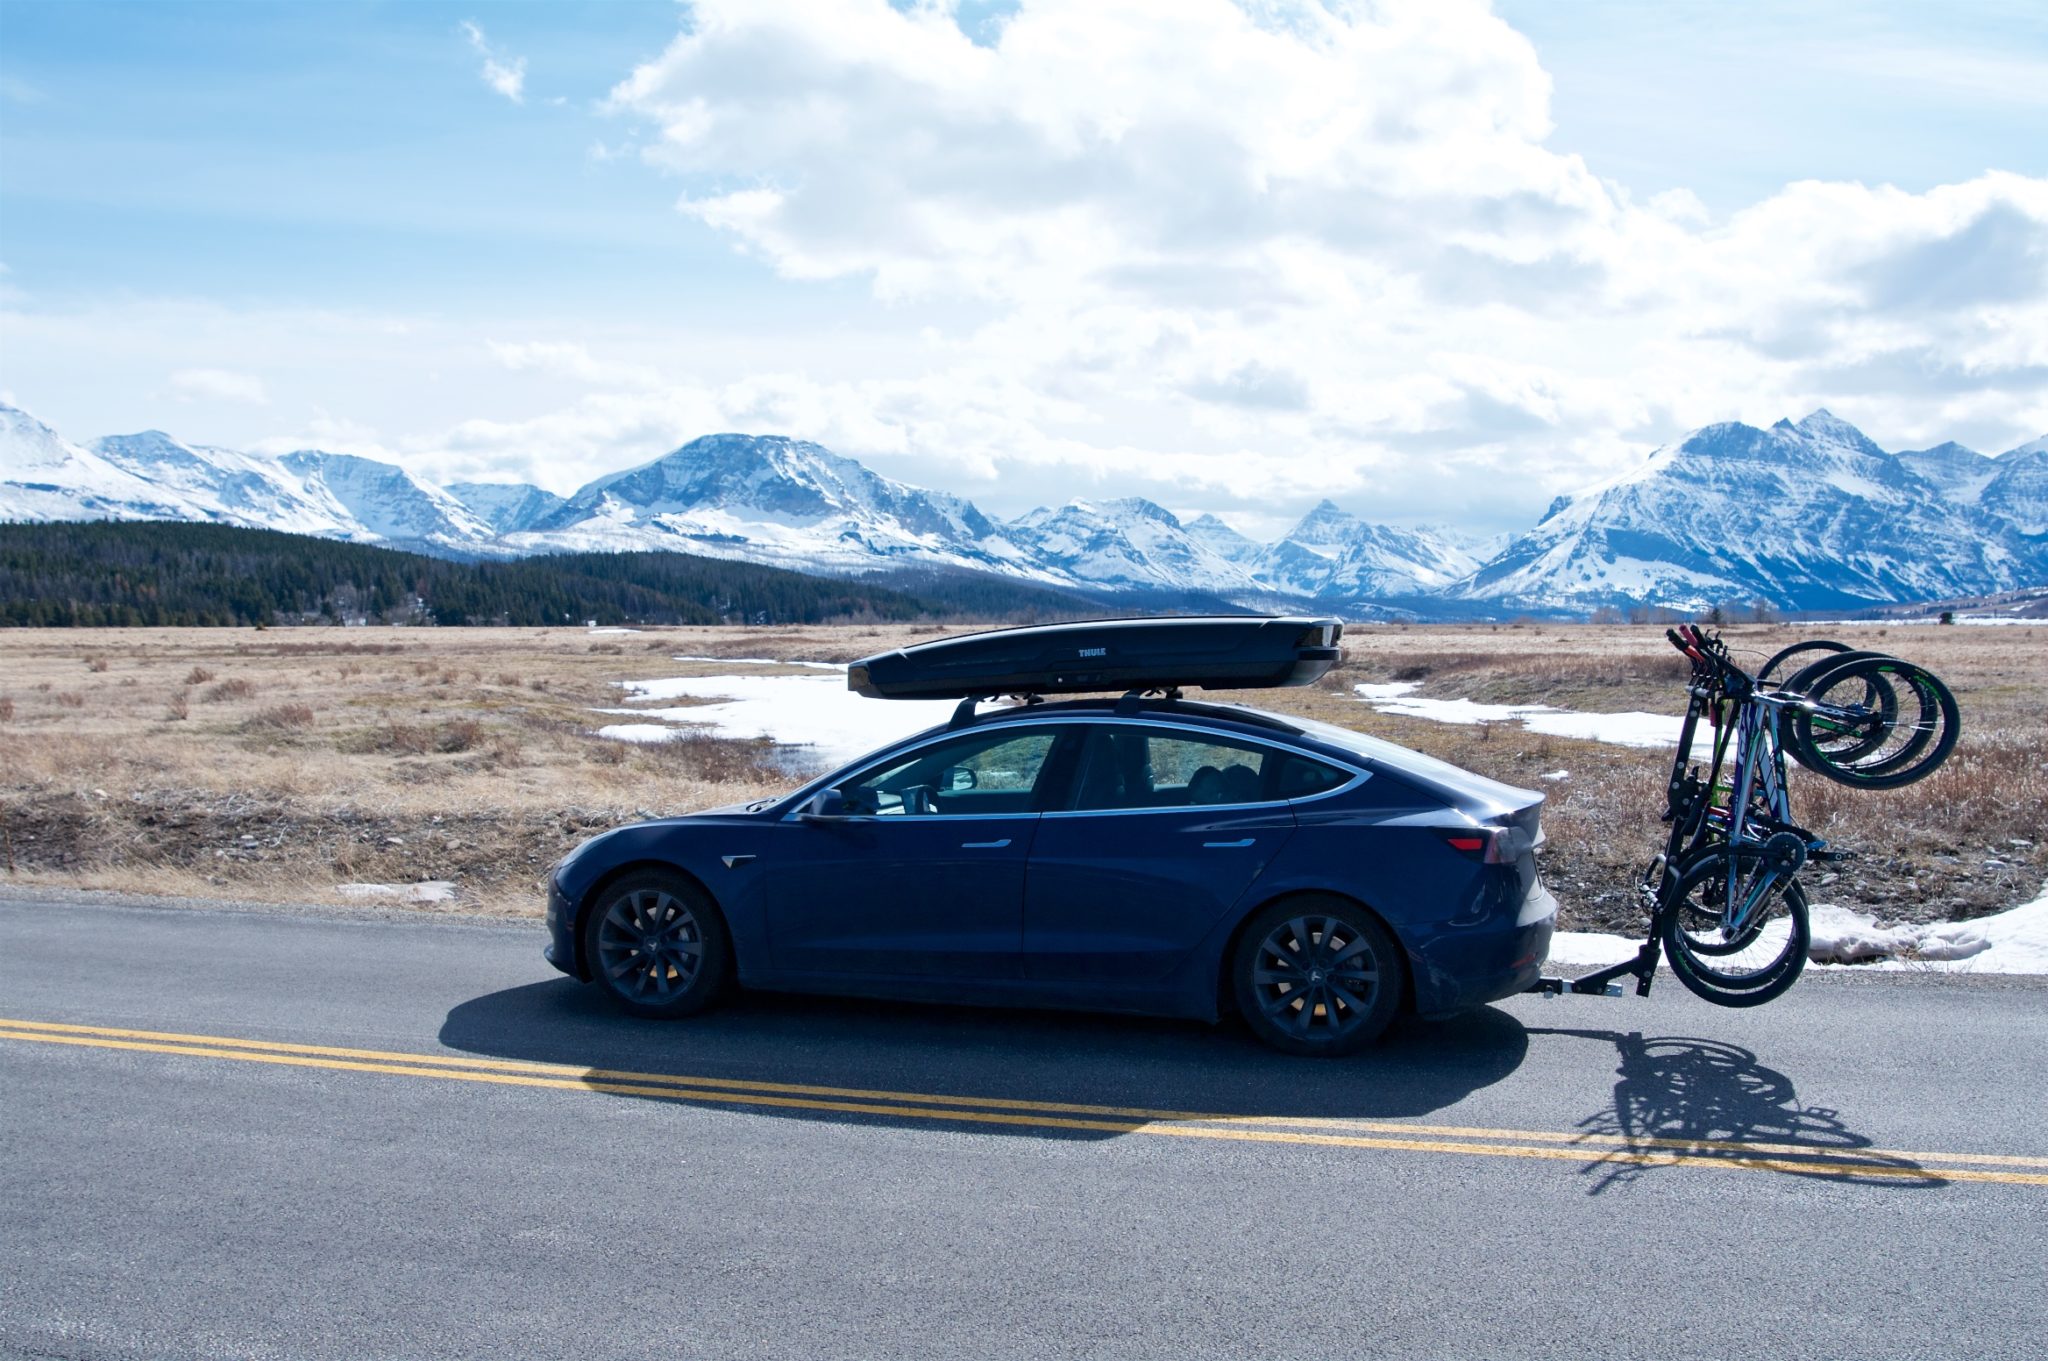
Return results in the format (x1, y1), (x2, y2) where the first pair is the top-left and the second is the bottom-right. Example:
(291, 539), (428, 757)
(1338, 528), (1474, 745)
(1667, 625), (1753, 691)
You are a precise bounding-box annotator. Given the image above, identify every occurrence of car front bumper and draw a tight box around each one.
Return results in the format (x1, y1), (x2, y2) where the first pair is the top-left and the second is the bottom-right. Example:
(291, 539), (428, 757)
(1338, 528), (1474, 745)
(543, 877), (582, 979)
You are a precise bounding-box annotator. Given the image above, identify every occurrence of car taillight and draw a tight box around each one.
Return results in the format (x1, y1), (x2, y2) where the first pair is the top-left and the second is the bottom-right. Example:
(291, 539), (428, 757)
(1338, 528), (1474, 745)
(1440, 826), (1537, 864)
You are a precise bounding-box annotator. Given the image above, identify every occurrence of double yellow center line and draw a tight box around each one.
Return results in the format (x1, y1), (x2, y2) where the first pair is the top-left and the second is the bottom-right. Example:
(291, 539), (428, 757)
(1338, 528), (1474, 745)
(4, 1015), (2045, 1186)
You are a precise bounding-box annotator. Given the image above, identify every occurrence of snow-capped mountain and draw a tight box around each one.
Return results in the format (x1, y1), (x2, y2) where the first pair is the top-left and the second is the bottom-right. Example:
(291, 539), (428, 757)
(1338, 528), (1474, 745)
(276, 451), (496, 553)
(1183, 512), (1265, 566)
(6, 398), (2045, 614)
(1250, 500), (1478, 600)
(1, 405), (219, 524)
(1453, 411), (2042, 611)
(1007, 497), (1260, 594)
(1895, 441), (2004, 503)
(92, 429), (359, 537)
(508, 433), (1055, 581)
(1980, 438), (2048, 537)
(4, 403), (499, 555)
(447, 481), (567, 535)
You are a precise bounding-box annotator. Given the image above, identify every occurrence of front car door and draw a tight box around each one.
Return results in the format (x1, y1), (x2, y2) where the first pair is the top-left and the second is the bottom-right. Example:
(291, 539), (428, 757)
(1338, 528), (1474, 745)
(764, 723), (1077, 981)
(1022, 722), (1352, 984)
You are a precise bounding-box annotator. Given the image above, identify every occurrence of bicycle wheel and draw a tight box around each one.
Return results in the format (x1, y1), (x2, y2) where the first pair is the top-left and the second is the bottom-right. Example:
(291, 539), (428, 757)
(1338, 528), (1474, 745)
(1787, 656), (1959, 789)
(1780, 648), (1895, 696)
(1758, 639), (1849, 686)
(1660, 845), (1810, 1008)
(1778, 649), (1901, 770)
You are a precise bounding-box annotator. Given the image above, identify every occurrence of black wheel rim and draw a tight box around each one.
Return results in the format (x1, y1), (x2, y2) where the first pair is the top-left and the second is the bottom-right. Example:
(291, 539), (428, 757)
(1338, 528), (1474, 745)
(1251, 915), (1380, 1041)
(596, 888), (705, 1003)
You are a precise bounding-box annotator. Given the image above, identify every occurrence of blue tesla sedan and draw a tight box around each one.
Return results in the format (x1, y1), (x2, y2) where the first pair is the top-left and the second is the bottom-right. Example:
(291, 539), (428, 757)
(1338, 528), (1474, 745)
(543, 617), (1553, 1055)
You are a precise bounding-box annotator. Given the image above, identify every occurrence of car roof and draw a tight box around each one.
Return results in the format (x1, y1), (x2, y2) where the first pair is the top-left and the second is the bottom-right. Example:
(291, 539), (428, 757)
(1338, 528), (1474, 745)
(956, 695), (1307, 736)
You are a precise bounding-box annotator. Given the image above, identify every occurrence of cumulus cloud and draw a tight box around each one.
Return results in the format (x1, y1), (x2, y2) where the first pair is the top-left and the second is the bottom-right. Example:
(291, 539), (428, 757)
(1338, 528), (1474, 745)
(9, 2), (2044, 534)
(166, 368), (268, 405)
(461, 20), (526, 104)
(569, 0), (2048, 527)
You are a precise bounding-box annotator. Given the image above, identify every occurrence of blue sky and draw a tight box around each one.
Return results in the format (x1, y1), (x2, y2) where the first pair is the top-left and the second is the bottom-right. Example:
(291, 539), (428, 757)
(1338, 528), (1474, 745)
(2, 0), (2044, 535)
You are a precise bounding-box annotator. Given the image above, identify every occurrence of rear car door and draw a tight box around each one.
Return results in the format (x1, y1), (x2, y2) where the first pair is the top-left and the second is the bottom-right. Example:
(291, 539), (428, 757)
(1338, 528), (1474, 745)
(764, 724), (1077, 981)
(1022, 723), (1334, 984)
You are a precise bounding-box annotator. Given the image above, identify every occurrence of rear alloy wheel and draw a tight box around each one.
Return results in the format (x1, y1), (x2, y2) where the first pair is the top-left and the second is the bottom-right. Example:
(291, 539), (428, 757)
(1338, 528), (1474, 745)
(1233, 898), (1403, 1056)
(582, 870), (731, 1019)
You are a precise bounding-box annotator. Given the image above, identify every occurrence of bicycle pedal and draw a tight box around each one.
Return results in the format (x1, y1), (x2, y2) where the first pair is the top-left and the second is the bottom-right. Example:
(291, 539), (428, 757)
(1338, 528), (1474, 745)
(1808, 848), (1854, 863)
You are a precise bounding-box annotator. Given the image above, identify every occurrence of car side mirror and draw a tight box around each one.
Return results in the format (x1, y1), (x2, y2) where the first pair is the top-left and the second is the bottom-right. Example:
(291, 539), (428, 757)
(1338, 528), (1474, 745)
(943, 766), (977, 792)
(800, 787), (854, 821)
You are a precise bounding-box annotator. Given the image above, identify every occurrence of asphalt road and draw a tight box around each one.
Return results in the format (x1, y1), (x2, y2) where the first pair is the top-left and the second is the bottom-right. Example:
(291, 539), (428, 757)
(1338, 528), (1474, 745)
(3, 894), (2045, 1361)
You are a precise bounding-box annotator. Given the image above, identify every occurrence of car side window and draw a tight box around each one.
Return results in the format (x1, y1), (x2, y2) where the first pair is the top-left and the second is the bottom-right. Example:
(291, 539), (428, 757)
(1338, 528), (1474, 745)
(1068, 727), (1347, 811)
(840, 728), (1061, 817)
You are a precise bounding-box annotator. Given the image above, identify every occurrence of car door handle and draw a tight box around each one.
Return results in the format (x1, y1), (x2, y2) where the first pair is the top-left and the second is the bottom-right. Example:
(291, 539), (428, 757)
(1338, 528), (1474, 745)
(1203, 838), (1256, 848)
(961, 838), (1012, 849)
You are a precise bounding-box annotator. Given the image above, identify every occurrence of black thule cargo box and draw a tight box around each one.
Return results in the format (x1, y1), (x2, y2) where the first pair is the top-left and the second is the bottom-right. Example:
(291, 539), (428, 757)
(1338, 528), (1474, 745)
(847, 616), (1343, 700)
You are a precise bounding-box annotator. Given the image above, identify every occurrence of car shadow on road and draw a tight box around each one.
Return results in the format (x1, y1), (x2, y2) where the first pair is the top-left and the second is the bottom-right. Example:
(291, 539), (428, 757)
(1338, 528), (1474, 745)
(439, 979), (1530, 1139)
(1527, 1027), (1944, 1193)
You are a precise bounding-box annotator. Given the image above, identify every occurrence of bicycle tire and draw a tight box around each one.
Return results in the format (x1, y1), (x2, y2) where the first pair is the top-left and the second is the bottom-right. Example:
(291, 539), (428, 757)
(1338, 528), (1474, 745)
(1779, 648), (1896, 695)
(1758, 639), (1849, 686)
(1787, 656), (1959, 789)
(1660, 845), (1810, 1008)
(1778, 648), (1900, 771)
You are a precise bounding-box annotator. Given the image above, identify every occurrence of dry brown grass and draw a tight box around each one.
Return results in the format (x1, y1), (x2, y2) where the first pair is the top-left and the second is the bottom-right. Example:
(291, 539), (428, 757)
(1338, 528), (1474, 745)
(246, 703), (317, 732)
(0, 621), (2041, 930)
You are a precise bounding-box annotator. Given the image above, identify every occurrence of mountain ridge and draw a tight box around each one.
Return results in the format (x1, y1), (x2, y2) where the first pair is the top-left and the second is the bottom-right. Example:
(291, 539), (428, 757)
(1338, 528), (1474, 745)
(5, 400), (2045, 616)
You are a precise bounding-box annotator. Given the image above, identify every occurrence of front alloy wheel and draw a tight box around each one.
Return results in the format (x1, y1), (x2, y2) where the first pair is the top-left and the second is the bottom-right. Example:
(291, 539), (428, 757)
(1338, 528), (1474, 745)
(582, 870), (731, 1018)
(1233, 898), (1402, 1056)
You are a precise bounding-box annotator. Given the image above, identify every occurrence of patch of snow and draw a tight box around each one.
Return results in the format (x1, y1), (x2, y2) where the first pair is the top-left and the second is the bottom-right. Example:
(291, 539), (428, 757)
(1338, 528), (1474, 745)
(1544, 931), (1648, 969)
(1538, 770), (1571, 782)
(595, 723), (694, 744)
(1540, 881), (2048, 976)
(1807, 886), (2048, 972)
(604, 671), (957, 768)
(1352, 682), (1686, 749)
(338, 881), (456, 903)
(586, 626), (642, 635)
(667, 656), (845, 669)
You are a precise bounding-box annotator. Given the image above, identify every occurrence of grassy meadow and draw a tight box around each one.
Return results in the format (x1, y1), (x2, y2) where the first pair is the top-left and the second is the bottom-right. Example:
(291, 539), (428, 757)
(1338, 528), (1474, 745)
(0, 621), (2041, 934)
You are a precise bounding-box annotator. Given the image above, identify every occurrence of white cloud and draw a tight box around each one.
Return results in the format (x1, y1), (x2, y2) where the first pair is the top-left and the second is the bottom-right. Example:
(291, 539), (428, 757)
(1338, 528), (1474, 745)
(166, 368), (269, 405)
(582, 0), (2048, 527)
(485, 340), (660, 388)
(461, 20), (526, 104)
(6, 3), (2044, 537)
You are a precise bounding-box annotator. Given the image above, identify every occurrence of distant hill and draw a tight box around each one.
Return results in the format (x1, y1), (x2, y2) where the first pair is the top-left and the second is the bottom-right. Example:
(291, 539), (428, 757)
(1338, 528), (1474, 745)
(0, 521), (1093, 628)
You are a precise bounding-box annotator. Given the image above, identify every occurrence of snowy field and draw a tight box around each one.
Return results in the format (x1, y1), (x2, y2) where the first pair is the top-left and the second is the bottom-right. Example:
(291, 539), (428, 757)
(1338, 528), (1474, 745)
(601, 662), (954, 768)
(1352, 681), (1685, 748)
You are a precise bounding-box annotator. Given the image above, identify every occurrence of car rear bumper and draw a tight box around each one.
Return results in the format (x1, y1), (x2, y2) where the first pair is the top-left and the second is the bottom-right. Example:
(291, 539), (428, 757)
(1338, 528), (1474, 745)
(1410, 869), (1556, 1015)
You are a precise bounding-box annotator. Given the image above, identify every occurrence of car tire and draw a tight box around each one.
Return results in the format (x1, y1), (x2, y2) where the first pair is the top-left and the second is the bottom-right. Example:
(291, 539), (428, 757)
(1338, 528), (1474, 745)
(1232, 897), (1403, 1057)
(581, 869), (732, 1019)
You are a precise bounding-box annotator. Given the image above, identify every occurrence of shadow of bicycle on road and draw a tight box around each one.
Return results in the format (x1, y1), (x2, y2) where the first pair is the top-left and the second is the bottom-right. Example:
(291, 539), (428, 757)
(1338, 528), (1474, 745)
(1529, 1027), (1944, 1193)
(440, 978), (1530, 1141)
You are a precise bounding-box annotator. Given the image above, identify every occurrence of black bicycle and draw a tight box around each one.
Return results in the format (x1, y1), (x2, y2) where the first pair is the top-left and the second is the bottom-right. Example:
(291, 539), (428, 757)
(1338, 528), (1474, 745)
(1534, 626), (1958, 1008)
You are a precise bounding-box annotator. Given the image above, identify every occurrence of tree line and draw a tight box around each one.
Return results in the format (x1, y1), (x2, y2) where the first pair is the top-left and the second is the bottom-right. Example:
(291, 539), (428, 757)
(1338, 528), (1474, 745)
(0, 521), (971, 627)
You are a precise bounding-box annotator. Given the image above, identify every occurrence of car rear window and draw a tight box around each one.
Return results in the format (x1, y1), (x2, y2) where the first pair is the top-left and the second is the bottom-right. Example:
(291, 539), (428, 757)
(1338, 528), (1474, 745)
(1068, 727), (1350, 810)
